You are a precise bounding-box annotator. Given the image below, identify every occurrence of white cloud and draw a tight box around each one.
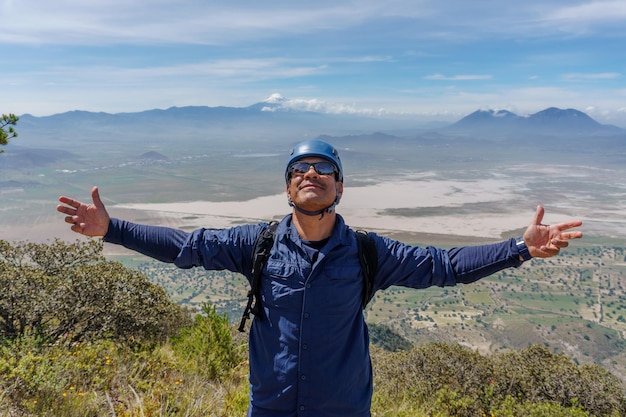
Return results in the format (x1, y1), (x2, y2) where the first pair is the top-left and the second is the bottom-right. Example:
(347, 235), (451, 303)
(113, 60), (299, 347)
(0, 1), (397, 45)
(423, 74), (493, 81)
(261, 95), (389, 117)
(563, 72), (621, 81)
(5, 0), (623, 47)
(338, 56), (394, 63)
(13, 58), (329, 87)
(547, 1), (626, 23)
(535, 1), (626, 35)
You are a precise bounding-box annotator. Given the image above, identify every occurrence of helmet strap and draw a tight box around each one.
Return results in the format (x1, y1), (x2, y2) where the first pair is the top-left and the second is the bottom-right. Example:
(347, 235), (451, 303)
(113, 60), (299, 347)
(288, 192), (340, 220)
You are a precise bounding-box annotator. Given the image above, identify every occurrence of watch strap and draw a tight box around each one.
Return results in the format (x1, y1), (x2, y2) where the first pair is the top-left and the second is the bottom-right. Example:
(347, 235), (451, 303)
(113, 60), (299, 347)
(516, 237), (532, 261)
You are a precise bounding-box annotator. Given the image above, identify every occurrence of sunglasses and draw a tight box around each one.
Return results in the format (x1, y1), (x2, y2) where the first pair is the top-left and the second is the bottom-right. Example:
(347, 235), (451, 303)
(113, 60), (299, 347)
(288, 161), (338, 178)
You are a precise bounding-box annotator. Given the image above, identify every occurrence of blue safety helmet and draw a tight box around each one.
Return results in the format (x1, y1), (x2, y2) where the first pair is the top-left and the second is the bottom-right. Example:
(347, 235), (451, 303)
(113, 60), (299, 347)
(285, 139), (343, 183)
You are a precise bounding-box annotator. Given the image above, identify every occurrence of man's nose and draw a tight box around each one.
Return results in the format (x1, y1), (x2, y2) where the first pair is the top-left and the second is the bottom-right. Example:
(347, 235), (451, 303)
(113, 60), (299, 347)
(303, 165), (318, 177)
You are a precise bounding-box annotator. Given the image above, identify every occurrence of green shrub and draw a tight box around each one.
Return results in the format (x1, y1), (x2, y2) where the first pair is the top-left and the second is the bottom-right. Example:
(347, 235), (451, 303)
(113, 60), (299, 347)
(0, 330), (248, 416)
(0, 334), (120, 416)
(368, 322), (413, 352)
(171, 303), (245, 380)
(491, 395), (590, 417)
(373, 343), (626, 417)
(492, 344), (626, 416)
(373, 342), (492, 416)
(0, 239), (192, 345)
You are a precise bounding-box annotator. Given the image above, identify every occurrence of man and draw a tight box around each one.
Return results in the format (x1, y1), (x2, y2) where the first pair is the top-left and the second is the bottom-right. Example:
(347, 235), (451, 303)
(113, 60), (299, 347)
(57, 139), (583, 417)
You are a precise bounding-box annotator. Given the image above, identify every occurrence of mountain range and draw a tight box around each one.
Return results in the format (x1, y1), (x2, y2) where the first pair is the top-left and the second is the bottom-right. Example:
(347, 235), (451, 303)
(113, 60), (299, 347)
(15, 99), (623, 141)
(2, 99), (624, 172)
(446, 107), (623, 137)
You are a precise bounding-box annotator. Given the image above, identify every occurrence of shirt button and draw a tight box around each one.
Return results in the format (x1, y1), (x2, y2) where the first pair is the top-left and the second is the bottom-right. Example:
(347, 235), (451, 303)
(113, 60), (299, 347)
(302, 344), (308, 350)
(300, 405), (305, 411)
(306, 283), (311, 288)
(301, 375), (306, 380)
(303, 312), (310, 319)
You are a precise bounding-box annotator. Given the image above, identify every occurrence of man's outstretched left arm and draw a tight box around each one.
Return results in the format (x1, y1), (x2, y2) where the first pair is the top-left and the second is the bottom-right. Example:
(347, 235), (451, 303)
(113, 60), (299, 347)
(450, 205), (582, 284)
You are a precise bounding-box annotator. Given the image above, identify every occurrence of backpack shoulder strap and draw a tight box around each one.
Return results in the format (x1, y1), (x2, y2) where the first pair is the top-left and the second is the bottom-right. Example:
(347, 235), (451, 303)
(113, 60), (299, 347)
(238, 220), (279, 333)
(355, 230), (378, 308)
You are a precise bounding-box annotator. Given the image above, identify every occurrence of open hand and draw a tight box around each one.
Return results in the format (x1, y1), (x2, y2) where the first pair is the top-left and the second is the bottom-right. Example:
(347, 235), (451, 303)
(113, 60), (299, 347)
(57, 186), (110, 237)
(523, 205), (583, 258)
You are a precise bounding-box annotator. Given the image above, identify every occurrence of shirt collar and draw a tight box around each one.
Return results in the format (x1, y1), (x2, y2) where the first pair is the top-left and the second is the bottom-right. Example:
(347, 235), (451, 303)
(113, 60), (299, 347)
(278, 213), (351, 247)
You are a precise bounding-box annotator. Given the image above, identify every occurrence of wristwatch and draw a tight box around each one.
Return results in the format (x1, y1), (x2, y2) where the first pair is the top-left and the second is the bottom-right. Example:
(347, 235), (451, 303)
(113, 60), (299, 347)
(516, 237), (532, 261)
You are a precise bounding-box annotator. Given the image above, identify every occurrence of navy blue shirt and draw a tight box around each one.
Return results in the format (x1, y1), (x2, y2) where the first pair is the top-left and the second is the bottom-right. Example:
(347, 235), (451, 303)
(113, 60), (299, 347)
(104, 214), (524, 417)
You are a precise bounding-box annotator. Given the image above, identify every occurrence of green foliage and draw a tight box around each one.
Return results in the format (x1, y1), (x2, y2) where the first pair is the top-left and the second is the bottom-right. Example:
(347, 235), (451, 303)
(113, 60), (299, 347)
(2, 238), (625, 416)
(373, 342), (492, 416)
(0, 309), (250, 416)
(171, 303), (245, 380)
(0, 239), (192, 344)
(491, 395), (590, 417)
(0, 113), (18, 152)
(492, 345), (626, 416)
(2, 330), (625, 416)
(372, 343), (626, 417)
(368, 322), (413, 352)
(0, 334), (121, 415)
(0, 333), (250, 416)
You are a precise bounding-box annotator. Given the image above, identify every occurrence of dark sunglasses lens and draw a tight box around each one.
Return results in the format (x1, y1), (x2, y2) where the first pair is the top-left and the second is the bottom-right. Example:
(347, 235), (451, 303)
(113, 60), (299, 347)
(289, 161), (336, 176)
(314, 162), (336, 175)
(290, 162), (311, 174)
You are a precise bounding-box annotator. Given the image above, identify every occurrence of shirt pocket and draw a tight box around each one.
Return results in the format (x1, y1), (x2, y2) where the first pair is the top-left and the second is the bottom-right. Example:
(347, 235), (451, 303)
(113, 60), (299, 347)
(262, 260), (303, 311)
(318, 263), (363, 313)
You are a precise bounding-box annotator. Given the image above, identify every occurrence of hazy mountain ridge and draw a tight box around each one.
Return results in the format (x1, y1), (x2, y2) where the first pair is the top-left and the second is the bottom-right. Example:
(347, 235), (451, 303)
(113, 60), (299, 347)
(0, 147), (77, 170)
(4, 101), (625, 174)
(16, 101), (624, 143)
(447, 107), (624, 137)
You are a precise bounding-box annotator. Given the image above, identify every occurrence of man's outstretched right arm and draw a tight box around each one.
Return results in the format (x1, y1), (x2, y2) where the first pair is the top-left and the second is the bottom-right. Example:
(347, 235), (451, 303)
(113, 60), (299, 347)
(58, 186), (189, 263)
(104, 218), (189, 263)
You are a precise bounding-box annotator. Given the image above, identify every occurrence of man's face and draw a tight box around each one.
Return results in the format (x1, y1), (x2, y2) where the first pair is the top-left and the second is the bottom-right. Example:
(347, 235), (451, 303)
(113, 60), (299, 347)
(286, 157), (343, 212)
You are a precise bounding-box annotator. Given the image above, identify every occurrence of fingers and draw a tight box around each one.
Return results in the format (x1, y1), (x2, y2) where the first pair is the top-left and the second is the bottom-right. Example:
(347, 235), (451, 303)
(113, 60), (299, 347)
(57, 196), (80, 210)
(531, 204), (545, 226)
(542, 229), (583, 255)
(551, 228), (583, 243)
(550, 223), (583, 251)
(57, 186), (103, 213)
(548, 238), (569, 250)
(531, 205), (583, 232)
(57, 204), (74, 215)
(556, 220), (583, 232)
(531, 204), (583, 236)
(562, 230), (583, 239)
(525, 205), (583, 258)
(91, 186), (105, 208)
(57, 186), (110, 237)
(70, 223), (85, 234)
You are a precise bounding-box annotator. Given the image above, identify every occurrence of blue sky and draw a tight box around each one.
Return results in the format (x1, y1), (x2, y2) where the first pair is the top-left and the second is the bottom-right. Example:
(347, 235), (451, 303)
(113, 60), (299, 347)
(1, 0), (625, 126)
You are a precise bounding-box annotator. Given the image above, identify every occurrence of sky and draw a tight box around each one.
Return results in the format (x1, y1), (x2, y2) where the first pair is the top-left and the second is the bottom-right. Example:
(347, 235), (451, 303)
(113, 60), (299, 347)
(1, 0), (626, 126)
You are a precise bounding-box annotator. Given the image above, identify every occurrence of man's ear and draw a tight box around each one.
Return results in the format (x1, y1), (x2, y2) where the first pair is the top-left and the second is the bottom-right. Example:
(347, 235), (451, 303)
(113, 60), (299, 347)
(336, 182), (343, 199)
